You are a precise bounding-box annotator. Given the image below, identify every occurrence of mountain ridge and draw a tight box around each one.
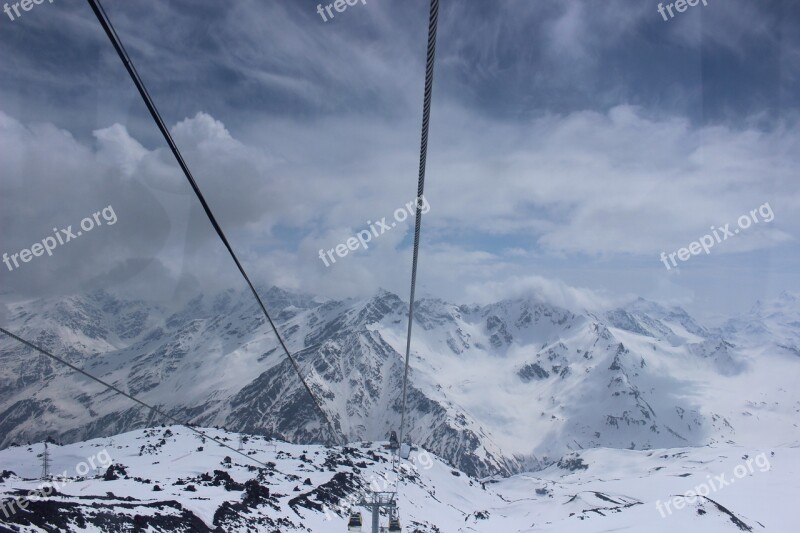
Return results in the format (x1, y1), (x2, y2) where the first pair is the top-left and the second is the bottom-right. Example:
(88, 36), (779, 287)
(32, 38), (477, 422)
(1, 286), (798, 478)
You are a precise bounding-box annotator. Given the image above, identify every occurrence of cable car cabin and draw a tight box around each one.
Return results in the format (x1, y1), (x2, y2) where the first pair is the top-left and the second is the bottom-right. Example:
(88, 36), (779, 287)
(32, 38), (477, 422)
(388, 517), (402, 532)
(347, 511), (363, 531)
(399, 443), (411, 460)
(388, 430), (400, 451)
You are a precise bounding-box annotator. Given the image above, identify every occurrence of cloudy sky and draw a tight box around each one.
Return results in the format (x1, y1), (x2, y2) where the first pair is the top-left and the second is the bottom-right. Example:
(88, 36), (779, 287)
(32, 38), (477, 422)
(1, 0), (799, 322)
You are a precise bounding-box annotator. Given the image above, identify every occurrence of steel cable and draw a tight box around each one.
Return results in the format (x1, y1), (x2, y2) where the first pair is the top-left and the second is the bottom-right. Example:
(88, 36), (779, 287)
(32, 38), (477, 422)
(0, 327), (276, 469)
(398, 0), (440, 450)
(84, 0), (340, 445)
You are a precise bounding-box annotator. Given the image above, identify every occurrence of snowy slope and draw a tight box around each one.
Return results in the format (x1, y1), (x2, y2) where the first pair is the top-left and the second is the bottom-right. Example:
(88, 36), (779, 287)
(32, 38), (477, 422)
(0, 426), (797, 532)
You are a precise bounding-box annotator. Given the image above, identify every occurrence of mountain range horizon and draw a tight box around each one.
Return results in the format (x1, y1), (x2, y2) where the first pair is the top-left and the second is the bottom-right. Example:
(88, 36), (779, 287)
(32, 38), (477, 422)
(1, 284), (798, 478)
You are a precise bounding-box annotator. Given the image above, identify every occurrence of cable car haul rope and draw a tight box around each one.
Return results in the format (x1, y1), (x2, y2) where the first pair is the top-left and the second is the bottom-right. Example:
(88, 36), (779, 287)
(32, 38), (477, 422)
(399, 0), (440, 453)
(84, 0), (341, 445)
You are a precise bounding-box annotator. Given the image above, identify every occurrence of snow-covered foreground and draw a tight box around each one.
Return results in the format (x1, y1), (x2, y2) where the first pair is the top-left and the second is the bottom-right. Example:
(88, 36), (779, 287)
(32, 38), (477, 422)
(0, 426), (796, 532)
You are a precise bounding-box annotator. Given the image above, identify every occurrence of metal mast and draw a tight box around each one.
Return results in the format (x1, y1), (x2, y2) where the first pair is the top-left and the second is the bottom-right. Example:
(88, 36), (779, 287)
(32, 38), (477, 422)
(357, 492), (398, 533)
(41, 441), (51, 480)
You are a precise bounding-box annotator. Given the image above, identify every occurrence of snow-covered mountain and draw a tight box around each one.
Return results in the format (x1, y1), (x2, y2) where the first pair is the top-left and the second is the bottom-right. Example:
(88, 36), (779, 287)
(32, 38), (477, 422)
(1, 288), (799, 479)
(722, 291), (800, 358)
(0, 426), (796, 532)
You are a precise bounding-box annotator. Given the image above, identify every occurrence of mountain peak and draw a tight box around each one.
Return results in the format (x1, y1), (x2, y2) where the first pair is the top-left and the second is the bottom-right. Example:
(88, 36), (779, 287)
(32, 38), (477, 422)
(375, 287), (400, 299)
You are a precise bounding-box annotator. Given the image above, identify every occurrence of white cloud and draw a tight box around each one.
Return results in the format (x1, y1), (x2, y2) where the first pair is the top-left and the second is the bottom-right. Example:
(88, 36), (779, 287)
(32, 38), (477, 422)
(3, 101), (797, 313)
(463, 274), (621, 313)
(424, 104), (799, 258)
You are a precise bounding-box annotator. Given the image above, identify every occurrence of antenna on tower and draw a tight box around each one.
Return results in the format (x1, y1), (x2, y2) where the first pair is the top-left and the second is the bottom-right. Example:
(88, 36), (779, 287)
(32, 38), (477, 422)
(41, 441), (51, 480)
